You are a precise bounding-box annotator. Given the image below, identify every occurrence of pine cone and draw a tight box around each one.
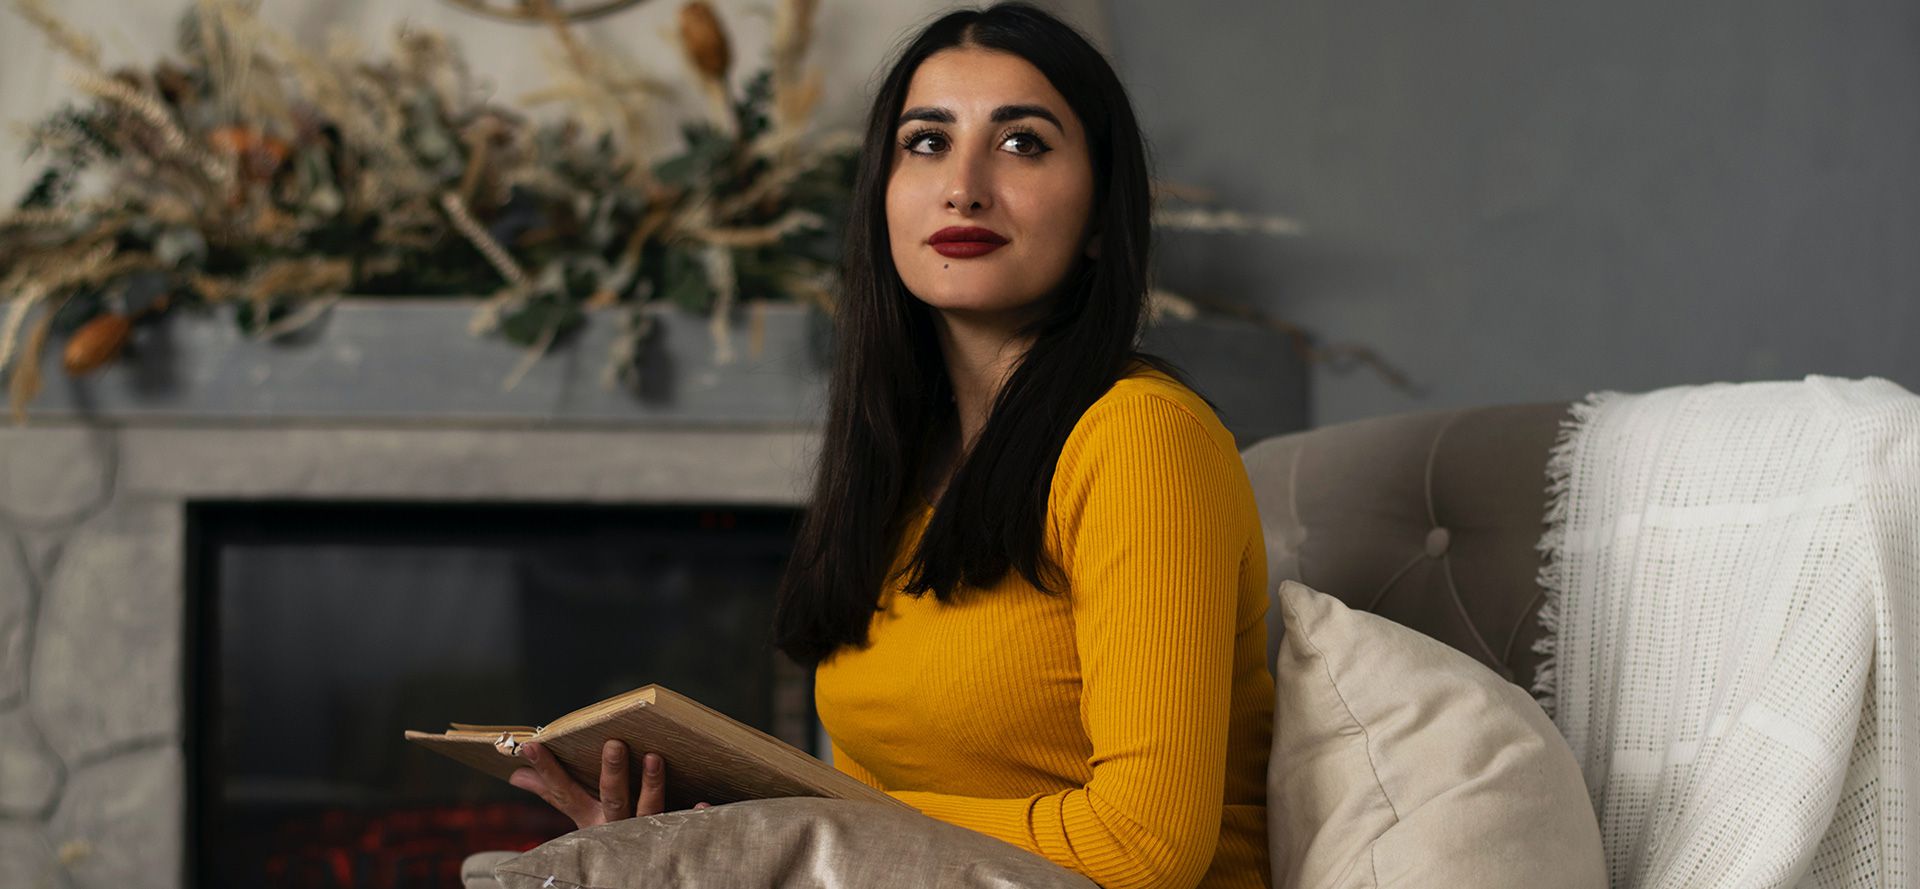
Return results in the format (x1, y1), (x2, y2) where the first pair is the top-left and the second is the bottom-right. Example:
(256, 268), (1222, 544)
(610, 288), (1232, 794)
(679, 2), (731, 83)
(62, 313), (132, 376)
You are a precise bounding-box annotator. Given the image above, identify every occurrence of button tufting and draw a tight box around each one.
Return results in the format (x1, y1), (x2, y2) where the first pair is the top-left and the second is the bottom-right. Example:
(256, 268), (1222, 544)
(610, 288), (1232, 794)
(1424, 526), (1451, 558)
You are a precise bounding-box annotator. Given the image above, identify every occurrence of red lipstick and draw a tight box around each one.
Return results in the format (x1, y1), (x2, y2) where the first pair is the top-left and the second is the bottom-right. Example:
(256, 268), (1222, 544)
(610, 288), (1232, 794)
(928, 226), (1009, 258)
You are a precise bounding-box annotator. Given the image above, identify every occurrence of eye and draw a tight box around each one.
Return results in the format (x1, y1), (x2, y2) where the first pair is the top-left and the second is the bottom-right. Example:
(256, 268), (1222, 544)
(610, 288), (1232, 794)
(1000, 127), (1052, 157)
(899, 127), (946, 155)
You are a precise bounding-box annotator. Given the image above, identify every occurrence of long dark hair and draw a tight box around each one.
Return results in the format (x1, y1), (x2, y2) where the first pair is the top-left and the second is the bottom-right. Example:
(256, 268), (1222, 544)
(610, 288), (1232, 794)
(772, 2), (1203, 668)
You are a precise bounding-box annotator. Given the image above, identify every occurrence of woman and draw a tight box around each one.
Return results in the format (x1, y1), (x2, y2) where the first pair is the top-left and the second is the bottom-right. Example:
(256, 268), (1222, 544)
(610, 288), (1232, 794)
(512, 5), (1273, 888)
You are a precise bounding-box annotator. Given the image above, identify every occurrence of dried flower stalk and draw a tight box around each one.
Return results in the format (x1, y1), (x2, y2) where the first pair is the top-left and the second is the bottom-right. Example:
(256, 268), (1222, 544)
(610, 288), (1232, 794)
(11, 0), (101, 70)
(440, 193), (531, 291)
(67, 70), (233, 187)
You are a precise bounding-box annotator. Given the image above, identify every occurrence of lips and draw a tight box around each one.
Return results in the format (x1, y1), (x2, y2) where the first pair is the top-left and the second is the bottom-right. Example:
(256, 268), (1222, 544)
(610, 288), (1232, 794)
(928, 226), (1009, 258)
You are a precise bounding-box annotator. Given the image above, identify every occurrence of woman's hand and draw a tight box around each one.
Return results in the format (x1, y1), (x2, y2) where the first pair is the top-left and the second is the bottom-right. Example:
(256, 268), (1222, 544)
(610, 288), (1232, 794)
(507, 739), (711, 830)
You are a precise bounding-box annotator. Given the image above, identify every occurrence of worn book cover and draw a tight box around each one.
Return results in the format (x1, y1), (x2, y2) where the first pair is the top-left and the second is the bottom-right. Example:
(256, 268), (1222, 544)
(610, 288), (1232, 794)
(404, 684), (906, 812)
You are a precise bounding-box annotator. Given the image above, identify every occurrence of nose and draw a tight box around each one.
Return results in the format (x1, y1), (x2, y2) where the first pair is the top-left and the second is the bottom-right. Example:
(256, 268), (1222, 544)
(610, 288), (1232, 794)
(946, 189), (986, 212)
(944, 145), (993, 214)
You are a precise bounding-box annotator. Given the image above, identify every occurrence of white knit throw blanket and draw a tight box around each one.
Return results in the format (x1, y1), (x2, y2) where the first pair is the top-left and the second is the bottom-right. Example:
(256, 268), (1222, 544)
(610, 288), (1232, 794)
(1538, 376), (1920, 889)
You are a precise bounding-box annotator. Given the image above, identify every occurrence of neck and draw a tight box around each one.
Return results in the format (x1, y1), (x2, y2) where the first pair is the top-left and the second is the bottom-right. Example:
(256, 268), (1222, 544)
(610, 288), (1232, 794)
(931, 308), (1036, 451)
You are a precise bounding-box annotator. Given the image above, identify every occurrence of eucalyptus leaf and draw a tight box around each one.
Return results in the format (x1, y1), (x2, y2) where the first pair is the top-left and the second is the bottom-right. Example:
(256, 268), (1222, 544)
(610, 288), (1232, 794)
(656, 245), (713, 313)
(653, 123), (733, 187)
(17, 166), (73, 210)
(736, 69), (774, 144)
(498, 294), (585, 347)
(48, 289), (105, 336)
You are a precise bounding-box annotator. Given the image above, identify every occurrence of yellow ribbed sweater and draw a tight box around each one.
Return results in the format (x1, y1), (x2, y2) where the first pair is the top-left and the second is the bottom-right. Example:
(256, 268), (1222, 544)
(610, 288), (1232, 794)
(813, 364), (1274, 889)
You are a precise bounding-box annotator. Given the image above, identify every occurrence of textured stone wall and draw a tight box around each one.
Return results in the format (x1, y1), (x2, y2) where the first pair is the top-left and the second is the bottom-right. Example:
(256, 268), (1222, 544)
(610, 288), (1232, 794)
(1, 426), (178, 889)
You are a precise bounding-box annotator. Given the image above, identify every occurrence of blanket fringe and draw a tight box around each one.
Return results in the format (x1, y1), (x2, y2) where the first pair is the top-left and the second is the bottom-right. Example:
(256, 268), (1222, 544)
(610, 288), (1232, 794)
(1531, 390), (1614, 718)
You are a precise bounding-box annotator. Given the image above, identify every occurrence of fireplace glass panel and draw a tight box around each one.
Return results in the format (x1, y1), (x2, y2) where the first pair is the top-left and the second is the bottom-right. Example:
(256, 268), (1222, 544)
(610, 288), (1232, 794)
(187, 500), (807, 888)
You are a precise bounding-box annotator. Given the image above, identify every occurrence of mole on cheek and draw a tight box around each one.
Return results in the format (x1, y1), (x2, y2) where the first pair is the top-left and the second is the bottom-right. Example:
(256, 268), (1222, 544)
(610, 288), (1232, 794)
(943, 264), (950, 269)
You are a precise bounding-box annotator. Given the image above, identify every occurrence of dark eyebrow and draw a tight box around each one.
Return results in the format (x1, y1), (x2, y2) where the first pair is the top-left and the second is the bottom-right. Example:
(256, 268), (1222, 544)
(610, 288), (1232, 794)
(895, 107), (955, 127)
(992, 104), (1063, 130)
(895, 104), (1064, 133)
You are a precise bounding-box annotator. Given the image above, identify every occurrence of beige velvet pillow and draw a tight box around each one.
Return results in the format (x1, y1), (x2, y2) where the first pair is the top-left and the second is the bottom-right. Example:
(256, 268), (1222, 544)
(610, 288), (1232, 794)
(488, 796), (1097, 889)
(1270, 580), (1605, 889)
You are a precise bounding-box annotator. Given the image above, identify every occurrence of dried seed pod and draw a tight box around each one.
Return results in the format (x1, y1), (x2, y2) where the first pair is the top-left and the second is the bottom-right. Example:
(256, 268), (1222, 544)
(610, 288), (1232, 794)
(62, 312), (132, 376)
(678, 2), (731, 83)
(208, 125), (291, 181)
(207, 125), (256, 157)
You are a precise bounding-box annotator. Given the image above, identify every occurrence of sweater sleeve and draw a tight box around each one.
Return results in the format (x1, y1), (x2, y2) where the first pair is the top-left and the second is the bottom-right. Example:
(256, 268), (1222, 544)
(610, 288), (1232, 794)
(886, 393), (1245, 889)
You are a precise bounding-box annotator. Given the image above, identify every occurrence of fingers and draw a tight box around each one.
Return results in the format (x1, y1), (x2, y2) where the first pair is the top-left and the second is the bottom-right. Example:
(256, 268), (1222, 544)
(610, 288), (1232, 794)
(507, 743), (694, 825)
(635, 752), (668, 816)
(508, 766), (547, 796)
(598, 740), (631, 824)
(517, 742), (597, 828)
(694, 802), (711, 810)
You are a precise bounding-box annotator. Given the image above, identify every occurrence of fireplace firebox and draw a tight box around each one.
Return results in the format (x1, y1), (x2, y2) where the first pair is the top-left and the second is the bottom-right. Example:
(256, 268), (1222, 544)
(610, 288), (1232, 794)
(184, 500), (809, 888)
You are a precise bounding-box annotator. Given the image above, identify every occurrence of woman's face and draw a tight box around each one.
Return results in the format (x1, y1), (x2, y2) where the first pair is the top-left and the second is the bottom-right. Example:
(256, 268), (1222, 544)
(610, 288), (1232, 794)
(885, 47), (1097, 326)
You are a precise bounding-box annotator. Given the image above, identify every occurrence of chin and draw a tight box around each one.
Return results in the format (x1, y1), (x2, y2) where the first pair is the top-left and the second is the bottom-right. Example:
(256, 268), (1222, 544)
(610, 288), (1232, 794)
(908, 282), (1043, 316)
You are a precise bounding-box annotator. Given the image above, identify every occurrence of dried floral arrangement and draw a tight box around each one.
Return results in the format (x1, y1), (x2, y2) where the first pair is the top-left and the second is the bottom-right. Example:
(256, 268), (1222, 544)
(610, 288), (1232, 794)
(0, 0), (855, 419)
(0, 0), (1395, 422)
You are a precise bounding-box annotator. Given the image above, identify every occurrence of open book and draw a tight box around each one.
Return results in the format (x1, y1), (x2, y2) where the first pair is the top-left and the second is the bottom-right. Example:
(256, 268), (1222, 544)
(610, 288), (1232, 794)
(404, 684), (907, 812)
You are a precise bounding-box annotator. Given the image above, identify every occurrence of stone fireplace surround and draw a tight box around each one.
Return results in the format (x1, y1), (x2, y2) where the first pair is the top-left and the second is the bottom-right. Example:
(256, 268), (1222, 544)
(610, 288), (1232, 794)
(1, 420), (825, 887)
(0, 301), (1305, 887)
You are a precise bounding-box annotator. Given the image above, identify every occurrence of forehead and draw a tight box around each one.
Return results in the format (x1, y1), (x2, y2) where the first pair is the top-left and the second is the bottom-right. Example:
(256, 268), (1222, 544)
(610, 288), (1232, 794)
(901, 47), (1076, 131)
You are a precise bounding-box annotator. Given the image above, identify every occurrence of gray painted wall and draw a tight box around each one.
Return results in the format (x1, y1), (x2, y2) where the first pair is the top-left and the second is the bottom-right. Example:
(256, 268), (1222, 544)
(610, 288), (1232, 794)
(1107, 0), (1920, 425)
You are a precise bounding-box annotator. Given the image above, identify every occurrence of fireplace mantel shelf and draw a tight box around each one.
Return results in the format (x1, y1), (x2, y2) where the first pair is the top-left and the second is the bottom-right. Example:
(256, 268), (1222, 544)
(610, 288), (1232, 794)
(18, 299), (1307, 444)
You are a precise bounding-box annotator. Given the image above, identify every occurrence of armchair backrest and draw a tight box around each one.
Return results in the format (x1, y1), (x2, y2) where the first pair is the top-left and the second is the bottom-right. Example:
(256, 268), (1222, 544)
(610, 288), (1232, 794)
(1240, 403), (1568, 691)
